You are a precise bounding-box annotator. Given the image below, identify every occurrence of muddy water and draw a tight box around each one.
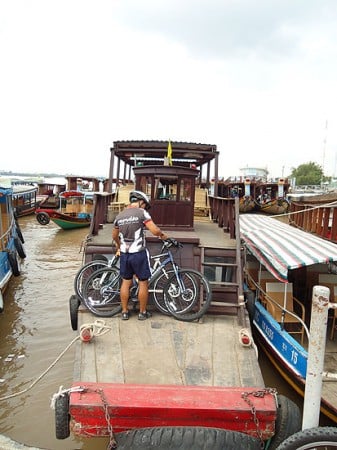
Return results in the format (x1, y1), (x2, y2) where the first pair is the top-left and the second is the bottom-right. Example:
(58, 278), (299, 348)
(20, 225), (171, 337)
(0, 216), (109, 450)
(0, 216), (333, 450)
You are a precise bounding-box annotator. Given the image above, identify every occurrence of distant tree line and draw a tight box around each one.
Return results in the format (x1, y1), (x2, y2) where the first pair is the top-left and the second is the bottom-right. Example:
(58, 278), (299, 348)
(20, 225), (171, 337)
(0, 170), (65, 178)
(289, 162), (331, 186)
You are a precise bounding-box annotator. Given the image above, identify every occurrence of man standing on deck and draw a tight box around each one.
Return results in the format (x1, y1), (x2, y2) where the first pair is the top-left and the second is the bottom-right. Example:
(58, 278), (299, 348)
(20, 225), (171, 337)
(112, 190), (169, 321)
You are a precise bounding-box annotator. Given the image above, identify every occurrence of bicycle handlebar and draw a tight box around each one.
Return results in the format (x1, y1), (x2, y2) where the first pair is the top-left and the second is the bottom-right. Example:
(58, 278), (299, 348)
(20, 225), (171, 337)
(163, 238), (183, 249)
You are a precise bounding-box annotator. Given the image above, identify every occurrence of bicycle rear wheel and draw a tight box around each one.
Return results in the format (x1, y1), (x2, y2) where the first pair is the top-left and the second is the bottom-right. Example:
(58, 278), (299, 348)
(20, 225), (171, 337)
(82, 267), (122, 317)
(74, 259), (108, 300)
(164, 269), (212, 322)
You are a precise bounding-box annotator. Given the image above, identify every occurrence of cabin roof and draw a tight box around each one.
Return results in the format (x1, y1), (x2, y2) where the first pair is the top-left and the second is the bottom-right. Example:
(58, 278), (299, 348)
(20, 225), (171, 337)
(240, 214), (337, 281)
(111, 140), (218, 168)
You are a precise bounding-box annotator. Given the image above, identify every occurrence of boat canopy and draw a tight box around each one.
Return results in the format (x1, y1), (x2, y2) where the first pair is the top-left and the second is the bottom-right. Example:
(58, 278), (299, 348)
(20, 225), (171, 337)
(240, 214), (337, 282)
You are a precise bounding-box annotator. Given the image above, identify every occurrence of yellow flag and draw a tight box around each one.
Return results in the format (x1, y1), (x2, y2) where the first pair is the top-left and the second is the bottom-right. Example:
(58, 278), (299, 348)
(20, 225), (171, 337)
(167, 140), (173, 166)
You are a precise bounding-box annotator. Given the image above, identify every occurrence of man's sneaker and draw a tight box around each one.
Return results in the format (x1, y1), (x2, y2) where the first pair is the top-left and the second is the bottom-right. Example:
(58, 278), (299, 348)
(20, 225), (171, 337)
(121, 312), (129, 320)
(138, 311), (152, 321)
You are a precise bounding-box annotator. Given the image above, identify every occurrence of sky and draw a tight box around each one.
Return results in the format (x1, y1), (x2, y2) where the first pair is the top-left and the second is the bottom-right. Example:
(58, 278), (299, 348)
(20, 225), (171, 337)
(1, 0), (337, 180)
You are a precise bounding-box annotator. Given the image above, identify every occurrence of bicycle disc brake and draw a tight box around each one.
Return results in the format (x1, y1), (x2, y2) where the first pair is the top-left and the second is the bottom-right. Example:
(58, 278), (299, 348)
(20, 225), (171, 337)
(167, 284), (194, 302)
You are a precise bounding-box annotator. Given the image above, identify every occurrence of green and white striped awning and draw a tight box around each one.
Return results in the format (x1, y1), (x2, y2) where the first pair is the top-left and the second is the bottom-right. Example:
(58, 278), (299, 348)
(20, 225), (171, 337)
(240, 214), (337, 282)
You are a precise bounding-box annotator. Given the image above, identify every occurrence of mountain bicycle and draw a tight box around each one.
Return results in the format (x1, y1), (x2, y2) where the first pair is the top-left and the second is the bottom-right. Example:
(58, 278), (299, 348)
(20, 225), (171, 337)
(70, 254), (120, 330)
(73, 254), (119, 301)
(81, 238), (212, 322)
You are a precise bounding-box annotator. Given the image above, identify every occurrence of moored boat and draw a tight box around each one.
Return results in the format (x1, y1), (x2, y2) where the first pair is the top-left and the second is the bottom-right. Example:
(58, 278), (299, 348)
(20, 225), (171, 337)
(36, 179), (67, 209)
(255, 177), (290, 214)
(35, 190), (94, 230)
(0, 183), (26, 312)
(217, 176), (256, 213)
(241, 213), (337, 423)
(53, 141), (301, 448)
(12, 183), (39, 217)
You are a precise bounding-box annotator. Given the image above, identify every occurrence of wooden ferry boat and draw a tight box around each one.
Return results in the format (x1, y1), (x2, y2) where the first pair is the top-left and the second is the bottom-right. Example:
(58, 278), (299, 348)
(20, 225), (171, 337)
(35, 190), (95, 230)
(36, 179), (66, 208)
(216, 168), (290, 215)
(254, 177), (290, 215)
(217, 176), (256, 213)
(54, 141), (301, 448)
(241, 213), (337, 424)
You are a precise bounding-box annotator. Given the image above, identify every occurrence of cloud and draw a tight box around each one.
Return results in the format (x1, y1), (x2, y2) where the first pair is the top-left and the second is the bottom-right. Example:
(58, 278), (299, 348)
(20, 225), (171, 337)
(1, 0), (337, 179)
(113, 0), (337, 60)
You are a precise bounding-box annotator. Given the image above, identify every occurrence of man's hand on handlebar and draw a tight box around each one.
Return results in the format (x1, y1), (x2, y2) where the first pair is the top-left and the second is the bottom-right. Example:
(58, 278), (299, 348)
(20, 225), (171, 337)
(163, 238), (182, 248)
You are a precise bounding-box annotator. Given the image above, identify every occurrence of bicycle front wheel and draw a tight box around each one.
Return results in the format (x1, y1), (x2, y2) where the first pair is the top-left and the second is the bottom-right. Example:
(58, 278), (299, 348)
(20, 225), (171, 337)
(74, 260), (109, 300)
(164, 269), (212, 322)
(150, 270), (175, 315)
(276, 426), (337, 449)
(82, 267), (122, 317)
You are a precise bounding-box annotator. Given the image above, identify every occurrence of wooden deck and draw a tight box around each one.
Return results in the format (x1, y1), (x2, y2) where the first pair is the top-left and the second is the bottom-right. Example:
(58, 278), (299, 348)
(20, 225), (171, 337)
(86, 216), (236, 249)
(75, 215), (263, 389)
(74, 309), (264, 388)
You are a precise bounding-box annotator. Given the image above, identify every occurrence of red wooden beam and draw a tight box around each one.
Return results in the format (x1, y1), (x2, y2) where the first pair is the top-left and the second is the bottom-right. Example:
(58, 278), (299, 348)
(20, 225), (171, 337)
(69, 382), (277, 439)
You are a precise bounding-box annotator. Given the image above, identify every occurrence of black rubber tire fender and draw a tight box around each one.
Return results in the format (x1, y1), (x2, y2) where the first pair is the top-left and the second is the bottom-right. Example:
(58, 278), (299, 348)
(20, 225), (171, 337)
(268, 395), (302, 450)
(69, 294), (80, 331)
(55, 393), (70, 439)
(245, 289), (256, 322)
(276, 426), (337, 449)
(15, 222), (25, 243)
(14, 237), (26, 259)
(8, 251), (20, 276)
(36, 211), (50, 225)
(115, 426), (261, 449)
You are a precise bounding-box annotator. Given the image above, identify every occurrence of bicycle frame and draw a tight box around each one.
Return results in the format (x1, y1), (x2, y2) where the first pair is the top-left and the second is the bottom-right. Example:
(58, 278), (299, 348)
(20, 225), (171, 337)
(148, 246), (190, 296)
(103, 245), (185, 299)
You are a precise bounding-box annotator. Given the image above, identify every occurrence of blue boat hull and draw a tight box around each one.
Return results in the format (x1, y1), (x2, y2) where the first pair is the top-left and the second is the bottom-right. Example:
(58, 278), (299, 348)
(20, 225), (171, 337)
(249, 296), (337, 423)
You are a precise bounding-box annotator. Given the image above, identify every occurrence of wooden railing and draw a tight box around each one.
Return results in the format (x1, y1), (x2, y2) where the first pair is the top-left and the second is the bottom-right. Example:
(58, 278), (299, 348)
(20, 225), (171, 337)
(208, 195), (236, 239)
(289, 201), (337, 243)
(89, 192), (115, 236)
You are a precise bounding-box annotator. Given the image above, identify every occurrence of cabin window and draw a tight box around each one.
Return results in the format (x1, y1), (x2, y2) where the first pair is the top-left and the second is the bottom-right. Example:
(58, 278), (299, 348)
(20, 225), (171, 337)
(180, 178), (192, 202)
(154, 175), (178, 201)
(138, 176), (152, 198)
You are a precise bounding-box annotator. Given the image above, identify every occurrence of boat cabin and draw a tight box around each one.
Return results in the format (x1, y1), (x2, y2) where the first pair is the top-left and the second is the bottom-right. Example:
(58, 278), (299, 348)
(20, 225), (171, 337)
(66, 175), (108, 193)
(133, 165), (198, 229)
(107, 140), (219, 230)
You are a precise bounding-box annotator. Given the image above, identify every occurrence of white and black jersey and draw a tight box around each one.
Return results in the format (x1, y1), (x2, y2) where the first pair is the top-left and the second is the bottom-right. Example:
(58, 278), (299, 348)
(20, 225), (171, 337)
(114, 207), (152, 253)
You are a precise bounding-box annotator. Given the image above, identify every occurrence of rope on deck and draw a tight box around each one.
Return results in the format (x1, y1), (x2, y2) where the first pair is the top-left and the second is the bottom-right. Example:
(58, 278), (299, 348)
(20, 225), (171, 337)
(80, 319), (112, 342)
(239, 328), (259, 358)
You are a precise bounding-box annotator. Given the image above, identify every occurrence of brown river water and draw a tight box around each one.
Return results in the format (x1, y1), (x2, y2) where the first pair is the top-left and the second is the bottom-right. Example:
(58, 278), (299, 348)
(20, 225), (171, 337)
(0, 216), (333, 450)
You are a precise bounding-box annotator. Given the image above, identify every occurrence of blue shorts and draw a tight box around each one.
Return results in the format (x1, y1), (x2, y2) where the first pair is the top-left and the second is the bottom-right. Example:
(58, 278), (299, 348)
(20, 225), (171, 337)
(120, 249), (151, 281)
